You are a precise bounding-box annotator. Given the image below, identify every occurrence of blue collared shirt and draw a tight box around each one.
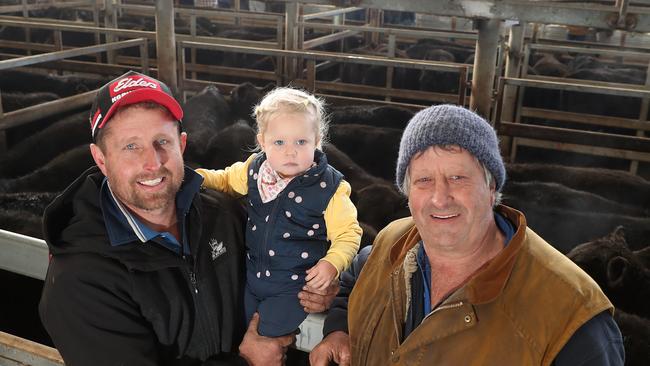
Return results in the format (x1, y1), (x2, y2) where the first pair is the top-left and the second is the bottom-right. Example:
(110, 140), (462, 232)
(98, 167), (203, 255)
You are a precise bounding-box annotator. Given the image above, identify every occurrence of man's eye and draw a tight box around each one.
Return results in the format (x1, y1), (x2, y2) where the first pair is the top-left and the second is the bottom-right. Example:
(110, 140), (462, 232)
(449, 175), (464, 181)
(158, 139), (169, 146)
(273, 140), (284, 146)
(415, 177), (431, 184)
(125, 143), (137, 150)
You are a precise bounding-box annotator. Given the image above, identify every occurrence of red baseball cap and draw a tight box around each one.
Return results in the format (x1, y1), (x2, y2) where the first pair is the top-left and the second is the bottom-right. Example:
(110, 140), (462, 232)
(89, 71), (183, 140)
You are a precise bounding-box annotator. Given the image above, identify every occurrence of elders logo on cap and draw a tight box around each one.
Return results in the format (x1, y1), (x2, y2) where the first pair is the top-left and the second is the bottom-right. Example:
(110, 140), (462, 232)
(89, 71), (183, 140)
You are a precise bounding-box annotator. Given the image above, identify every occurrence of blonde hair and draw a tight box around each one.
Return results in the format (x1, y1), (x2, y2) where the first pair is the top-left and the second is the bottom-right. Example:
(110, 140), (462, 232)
(253, 87), (328, 149)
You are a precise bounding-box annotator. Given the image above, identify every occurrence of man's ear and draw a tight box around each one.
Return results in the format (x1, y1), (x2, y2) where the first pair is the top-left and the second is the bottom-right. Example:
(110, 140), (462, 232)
(179, 132), (188, 154)
(89, 143), (108, 176)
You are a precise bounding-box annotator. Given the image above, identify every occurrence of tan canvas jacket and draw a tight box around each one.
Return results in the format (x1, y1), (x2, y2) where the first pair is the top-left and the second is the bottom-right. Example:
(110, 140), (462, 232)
(348, 205), (612, 366)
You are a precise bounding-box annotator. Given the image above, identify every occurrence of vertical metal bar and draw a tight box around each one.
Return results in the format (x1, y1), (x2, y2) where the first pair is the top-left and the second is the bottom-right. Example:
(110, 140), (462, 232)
(458, 66), (468, 107)
(306, 60), (316, 92)
(385, 33), (395, 102)
(93, 0), (101, 62)
(629, 58), (650, 174)
(178, 43), (186, 102)
(276, 15), (284, 84)
(156, 0), (178, 94)
(500, 23), (525, 157)
(141, 39), (150, 75)
(285, 2), (298, 82)
(105, 0), (117, 64)
(190, 14), (197, 80)
(470, 18), (502, 121)
(0, 89), (5, 153)
(510, 42), (531, 163)
(22, 0), (32, 56)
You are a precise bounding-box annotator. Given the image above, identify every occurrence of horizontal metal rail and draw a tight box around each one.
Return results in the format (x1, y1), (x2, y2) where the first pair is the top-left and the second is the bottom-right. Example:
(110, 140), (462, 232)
(0, 89), (96, 130)
(0, 0), (92, 14)
(0, 38), (147, 70)
(301, 22), (478, 40)
(302, 6), (363, 20)
(0, 229), (48, 281)
(180, 40), (468, 72)
(502, 77), (650, 98)
(528, 42), (650, 59)
(0, 16), (156, 38)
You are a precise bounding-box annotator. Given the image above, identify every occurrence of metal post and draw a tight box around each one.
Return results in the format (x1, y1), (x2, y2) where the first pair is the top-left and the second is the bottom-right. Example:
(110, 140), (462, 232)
(470, 18), (502, 121)
(155, 0), (178, 94)
(104, 0), (117, 64)
(500, 23), (525, 156)
(630, 59), (650, 174)
(285, 2), (299, 82)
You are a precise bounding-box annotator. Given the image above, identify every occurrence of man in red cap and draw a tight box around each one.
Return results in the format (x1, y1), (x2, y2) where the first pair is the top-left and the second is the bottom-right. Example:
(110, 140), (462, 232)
(39, 71), (334, 365)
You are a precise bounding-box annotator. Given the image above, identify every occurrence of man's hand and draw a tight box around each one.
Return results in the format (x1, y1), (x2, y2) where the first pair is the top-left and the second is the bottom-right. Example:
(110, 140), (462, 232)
(239, 313), (294, 366)
(298, 281), (339, 313)
(309, 331), (351, 366)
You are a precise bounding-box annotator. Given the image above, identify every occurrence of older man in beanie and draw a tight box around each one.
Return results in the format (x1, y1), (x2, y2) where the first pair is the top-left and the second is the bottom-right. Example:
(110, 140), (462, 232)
(39, 71), (334, 366)
(310, 104), (624, 366)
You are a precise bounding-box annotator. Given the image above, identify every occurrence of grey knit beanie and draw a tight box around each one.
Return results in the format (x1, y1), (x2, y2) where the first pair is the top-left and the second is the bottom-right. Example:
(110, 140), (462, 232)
(395, 104), (505, 193)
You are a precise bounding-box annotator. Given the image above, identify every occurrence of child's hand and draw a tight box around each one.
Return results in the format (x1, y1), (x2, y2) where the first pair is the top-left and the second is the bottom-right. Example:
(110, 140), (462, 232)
(305, 261), (337, 291)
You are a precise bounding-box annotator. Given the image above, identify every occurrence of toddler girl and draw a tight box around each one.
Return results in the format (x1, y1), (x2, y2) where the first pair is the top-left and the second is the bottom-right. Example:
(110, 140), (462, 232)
(196, 87), (362, 337)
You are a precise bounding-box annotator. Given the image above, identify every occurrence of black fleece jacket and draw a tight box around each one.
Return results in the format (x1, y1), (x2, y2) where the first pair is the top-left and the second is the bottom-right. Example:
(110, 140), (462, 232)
(39, 166), (248, 366)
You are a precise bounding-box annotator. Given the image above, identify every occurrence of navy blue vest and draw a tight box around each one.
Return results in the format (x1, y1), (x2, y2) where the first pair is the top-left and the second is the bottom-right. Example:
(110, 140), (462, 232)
(245, 150), (343, 295)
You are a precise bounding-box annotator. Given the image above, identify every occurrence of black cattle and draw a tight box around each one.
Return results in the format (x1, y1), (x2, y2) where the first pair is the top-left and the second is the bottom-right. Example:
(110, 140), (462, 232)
(328, 104), (413, 130)
(0, 69), (108, 98)
(201, 120), (257, 170)
(328, 124), (402, 181)
(518, 202), (650, 253)
(0, 209), (43, 238)
(0, 111), (90, 178)
(0, 145), (93, 193)
(502, 181), (646, 217)
(530, 53), (570, 77)
(417, 48), (461, 94)
(1, 91), (59, 112)
(229, 82), (275, 126)
(322, 144), (391, 194)
(355, 183), (408, 233)
(612, 310), (650, 366)
(0, 192), (58, 217)
(567, 227), (650, 319)
(182, 85), (235, 165)
(359, 222), (377, 248)
(506, 163), (650, 213)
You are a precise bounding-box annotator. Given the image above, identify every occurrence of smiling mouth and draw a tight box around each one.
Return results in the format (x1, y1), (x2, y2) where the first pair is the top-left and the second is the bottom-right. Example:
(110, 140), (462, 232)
(138, 177), (164, 187)
(430, 214), (459, 219)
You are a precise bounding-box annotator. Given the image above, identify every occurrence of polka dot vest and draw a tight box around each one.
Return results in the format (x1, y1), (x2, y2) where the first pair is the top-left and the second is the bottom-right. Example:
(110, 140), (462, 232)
(245, 150), (343, 294)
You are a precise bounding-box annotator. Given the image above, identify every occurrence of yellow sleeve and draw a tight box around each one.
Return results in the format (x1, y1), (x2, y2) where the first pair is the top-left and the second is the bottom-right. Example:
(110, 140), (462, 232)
(322, 180), (362, 275)
(195, 154), (256, 196)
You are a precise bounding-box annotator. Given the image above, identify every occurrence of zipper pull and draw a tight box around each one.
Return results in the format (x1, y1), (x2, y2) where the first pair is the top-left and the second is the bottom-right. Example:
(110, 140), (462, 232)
(189, 271), (199, 294)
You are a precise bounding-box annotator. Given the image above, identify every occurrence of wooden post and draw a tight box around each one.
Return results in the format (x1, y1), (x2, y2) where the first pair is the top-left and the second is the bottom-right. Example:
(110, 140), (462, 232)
(104, 0), (117, 64)
(155, 0), (178, 94)
(470, 18), (502, 121)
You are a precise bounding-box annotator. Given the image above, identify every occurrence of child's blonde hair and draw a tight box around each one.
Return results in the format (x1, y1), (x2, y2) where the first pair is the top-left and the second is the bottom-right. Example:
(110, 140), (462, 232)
(254, 87), (328, 149)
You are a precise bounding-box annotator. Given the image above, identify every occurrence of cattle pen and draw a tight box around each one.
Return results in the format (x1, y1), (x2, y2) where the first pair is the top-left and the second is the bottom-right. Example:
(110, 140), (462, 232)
(1, 1), (650, 365)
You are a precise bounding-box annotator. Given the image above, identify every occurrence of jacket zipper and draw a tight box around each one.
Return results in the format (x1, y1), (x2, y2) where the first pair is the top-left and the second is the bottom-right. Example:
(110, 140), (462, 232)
(261, 197), (281, 273)
(189, 270), (198, 294)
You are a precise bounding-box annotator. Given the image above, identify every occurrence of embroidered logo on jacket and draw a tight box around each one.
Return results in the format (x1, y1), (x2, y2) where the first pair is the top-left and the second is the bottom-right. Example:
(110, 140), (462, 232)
(209, 239), (226, 260)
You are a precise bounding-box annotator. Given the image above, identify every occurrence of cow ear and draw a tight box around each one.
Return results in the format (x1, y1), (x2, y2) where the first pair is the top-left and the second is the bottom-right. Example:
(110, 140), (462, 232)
(611, 226), (627, 244)
(606, 256), (629, 289)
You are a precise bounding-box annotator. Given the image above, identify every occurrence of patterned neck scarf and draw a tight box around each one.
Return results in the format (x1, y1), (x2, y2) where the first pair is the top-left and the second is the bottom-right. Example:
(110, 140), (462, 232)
(257, 159), (294, 203)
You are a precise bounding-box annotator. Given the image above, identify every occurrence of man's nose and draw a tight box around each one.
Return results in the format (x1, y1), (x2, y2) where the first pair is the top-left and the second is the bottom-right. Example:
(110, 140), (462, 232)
(430, 180), (451, 208)
(142, 146), (164, 170)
